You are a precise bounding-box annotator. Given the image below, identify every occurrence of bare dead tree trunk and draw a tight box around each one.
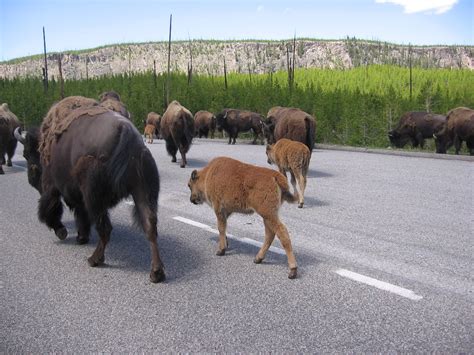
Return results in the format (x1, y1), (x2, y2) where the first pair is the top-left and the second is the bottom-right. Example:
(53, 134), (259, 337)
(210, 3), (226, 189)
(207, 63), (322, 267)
(166, 14), (172, 106)
(409, 44), (413, 101)
(224, 57), (228, 90)
(58, 53), (64, 99)
(85, 55), (89, 80)
(153, 59), (157, 88)
(42, 26), (48, 92)
(187, 37), (193, 85)
(292, 35), (296, 86)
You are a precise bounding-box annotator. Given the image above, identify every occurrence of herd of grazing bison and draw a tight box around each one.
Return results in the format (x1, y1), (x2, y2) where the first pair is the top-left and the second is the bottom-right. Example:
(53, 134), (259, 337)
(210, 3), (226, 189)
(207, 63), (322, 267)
(0, 91), (473, 281)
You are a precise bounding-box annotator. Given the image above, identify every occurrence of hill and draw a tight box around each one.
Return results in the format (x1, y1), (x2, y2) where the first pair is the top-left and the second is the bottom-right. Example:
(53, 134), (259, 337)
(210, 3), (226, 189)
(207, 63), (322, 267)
(0, 38), (472, 80)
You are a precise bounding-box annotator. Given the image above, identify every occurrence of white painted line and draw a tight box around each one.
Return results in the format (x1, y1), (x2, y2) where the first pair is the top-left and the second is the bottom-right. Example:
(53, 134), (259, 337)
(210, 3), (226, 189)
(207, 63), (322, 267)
(336, 268), (423, 301)
(173, 216), (286, 255)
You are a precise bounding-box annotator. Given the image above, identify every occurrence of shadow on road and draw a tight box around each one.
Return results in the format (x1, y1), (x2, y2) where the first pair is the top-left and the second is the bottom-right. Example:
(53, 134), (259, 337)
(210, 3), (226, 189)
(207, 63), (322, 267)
(307, 168), (333, 178)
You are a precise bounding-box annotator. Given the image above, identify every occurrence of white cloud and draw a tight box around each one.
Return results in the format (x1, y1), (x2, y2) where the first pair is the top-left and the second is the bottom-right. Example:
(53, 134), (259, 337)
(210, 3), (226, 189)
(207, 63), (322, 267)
(375, 0), (458, 14)
(257, 5), (264, 12)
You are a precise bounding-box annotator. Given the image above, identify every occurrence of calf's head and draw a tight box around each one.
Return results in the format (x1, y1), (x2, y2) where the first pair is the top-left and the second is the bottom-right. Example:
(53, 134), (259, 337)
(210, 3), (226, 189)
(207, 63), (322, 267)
(14, 127), (42, 193)
(188, 170), (205, 205)
(266, 144), (276, 165)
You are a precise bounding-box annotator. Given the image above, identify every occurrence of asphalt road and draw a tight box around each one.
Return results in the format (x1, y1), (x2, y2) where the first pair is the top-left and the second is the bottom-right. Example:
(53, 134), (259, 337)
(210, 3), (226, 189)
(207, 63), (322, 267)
(1, 138), (473, 352)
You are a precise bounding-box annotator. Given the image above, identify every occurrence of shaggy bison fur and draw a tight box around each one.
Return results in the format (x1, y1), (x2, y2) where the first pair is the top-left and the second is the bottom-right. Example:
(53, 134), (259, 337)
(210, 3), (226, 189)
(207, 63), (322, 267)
(264, 106), (316, 154)
(0, 103), (20, 174)
(160, 101), (195, 168)
(215, 109), (264, 144)
(194, 110), (216, 138)
(433, 107), (474, 155)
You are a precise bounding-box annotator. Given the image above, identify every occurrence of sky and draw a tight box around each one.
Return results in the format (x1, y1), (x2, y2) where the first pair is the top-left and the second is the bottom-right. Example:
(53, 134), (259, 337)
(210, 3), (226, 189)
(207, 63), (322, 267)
(0, 0), (472, 61)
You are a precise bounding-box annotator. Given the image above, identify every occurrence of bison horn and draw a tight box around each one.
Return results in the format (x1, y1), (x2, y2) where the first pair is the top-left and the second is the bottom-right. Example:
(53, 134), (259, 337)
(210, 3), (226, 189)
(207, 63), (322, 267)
(14, 127), (26, 144)
(433, 134), (437, 139)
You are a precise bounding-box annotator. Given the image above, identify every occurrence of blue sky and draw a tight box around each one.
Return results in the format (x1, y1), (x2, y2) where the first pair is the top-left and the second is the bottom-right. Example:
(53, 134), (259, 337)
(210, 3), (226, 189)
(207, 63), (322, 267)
(1, 0), (472, 61)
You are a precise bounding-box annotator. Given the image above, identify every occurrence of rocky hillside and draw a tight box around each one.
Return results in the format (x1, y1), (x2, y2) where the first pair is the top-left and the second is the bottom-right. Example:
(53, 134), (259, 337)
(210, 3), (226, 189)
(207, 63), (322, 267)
(1, 39), (472, 80)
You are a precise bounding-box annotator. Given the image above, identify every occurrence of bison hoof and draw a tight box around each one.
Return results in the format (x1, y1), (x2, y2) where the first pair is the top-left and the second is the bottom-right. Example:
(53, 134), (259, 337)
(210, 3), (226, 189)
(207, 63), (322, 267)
(254, 257), (263, 264)
(180, 164), (185, 168)
(171, 157), (177, 163)
(55, 227), (68, 240)
(216, 249), (226, 256)
(298, 203), (304, 208)
(87, 255), (105, 267)
(7, 161), (12, 167)
(76, 235), (89, 245)
(288, 267), (298, 279)
(0, 170), (4, 175)
(150, 268), (166, 283)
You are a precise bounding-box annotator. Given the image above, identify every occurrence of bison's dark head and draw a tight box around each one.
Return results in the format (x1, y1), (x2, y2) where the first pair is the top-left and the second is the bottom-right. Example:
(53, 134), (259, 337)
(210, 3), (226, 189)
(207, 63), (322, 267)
(433, 125), (451, 154)
(215, 110), (228, 132)
(387, 129), (410, 148)
(14, 127), (43, 193)
(263, 119), (276, 145)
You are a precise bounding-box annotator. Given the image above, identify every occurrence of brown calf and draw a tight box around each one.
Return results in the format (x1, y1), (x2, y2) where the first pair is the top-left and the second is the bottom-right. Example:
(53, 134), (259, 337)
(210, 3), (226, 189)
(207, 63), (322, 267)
(188, 156), (298, 279)
(144, 124), (156, 144)
(266, 138), (311, 208)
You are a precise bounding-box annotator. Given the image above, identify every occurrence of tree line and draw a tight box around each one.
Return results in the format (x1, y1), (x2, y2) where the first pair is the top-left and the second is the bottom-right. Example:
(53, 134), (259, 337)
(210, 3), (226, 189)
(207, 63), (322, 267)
(0, 64), (472, 148)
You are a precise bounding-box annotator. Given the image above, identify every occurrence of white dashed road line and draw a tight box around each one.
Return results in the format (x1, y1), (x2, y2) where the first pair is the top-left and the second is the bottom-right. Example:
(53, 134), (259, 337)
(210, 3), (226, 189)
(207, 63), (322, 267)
(335, 268), (423, 301)
(174, 215), (424, 301)
(173, 215), (287, 255)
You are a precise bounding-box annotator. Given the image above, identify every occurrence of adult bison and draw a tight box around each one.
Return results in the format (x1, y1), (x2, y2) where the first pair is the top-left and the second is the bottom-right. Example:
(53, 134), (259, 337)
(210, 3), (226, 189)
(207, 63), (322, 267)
(0, 103), (21, 175)
(160, 100), (194, 168)
(433, 107), (474, 155)
(264, 106), (316, 154)
(145, 112), (162, 138)
(215, 109), (264, 145)
(99, 91), (131, 120)
(194, 110), (216, 138)
(388, 111), (446, 149)
(14, 96), (165, 283)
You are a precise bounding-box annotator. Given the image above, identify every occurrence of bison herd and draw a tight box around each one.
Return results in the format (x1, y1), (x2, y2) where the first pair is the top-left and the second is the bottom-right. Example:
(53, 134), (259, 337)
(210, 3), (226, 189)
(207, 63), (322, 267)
(388, 108), (474, 155)
(1, 92), (472, 282)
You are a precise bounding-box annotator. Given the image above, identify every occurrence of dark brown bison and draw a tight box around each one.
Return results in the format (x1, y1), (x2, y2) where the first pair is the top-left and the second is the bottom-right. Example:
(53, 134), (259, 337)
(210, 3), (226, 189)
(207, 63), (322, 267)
(99, 91), (131, 120)
(145, 112), (162, 138)
(14, 96), (165, 283)
(160, 100), (194, 168)
(188, 157), (298, 279)
(266, 138), (311, 209)
(194, 110), (216, 138)
(215, 109), (264, 144)
(433, 107), (474, 155)
(388, 111), (446, 149)
(0, 103), (21, 175)
(264, 106), (316, 154)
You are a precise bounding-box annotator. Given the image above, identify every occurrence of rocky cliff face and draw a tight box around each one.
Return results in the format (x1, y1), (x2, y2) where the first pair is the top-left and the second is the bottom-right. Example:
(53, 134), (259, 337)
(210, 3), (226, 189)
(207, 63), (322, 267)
(1, 39), (472, 80)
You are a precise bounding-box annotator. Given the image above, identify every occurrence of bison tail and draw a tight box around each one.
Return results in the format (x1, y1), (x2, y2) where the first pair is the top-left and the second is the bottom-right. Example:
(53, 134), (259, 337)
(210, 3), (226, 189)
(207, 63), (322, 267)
(106, 124), (135, 197)
(305, 117), (315, 153)
(274, 174), (298, 204)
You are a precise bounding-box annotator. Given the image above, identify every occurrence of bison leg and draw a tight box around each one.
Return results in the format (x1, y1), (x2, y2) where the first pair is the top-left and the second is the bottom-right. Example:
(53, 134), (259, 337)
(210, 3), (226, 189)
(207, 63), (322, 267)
(73, 203), (91, 245)
(227, 134), (232, 145)
(267, 216), (297, 279)
(132, 194), (165, 283)
(6, 139), (18, 166)
(38, 189), (68, 240)
(215, 211), (228, 256)
(254, 219), (276, 264)
(290, 171), (304, 208)
(87, 213), (112, 267)
(466, 139), (474, 156)
(178, 146), (187, 168)
(0, 165), (4, 174)
(454, 136), (462, 155)
(296, 173), (307, 209)
(165, 139), (178, 163)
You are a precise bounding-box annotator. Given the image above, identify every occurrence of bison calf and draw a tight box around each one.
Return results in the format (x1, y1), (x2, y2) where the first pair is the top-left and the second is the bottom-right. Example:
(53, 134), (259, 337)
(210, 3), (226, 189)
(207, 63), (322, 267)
(187, 157), (298, 279)
(144, 124), (156, 144)
(266, 138), (310, 208)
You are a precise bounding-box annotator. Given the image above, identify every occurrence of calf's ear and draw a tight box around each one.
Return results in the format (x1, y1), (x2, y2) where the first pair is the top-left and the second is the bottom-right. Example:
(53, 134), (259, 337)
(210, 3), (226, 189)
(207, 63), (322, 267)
(191, 170), (198, 181)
